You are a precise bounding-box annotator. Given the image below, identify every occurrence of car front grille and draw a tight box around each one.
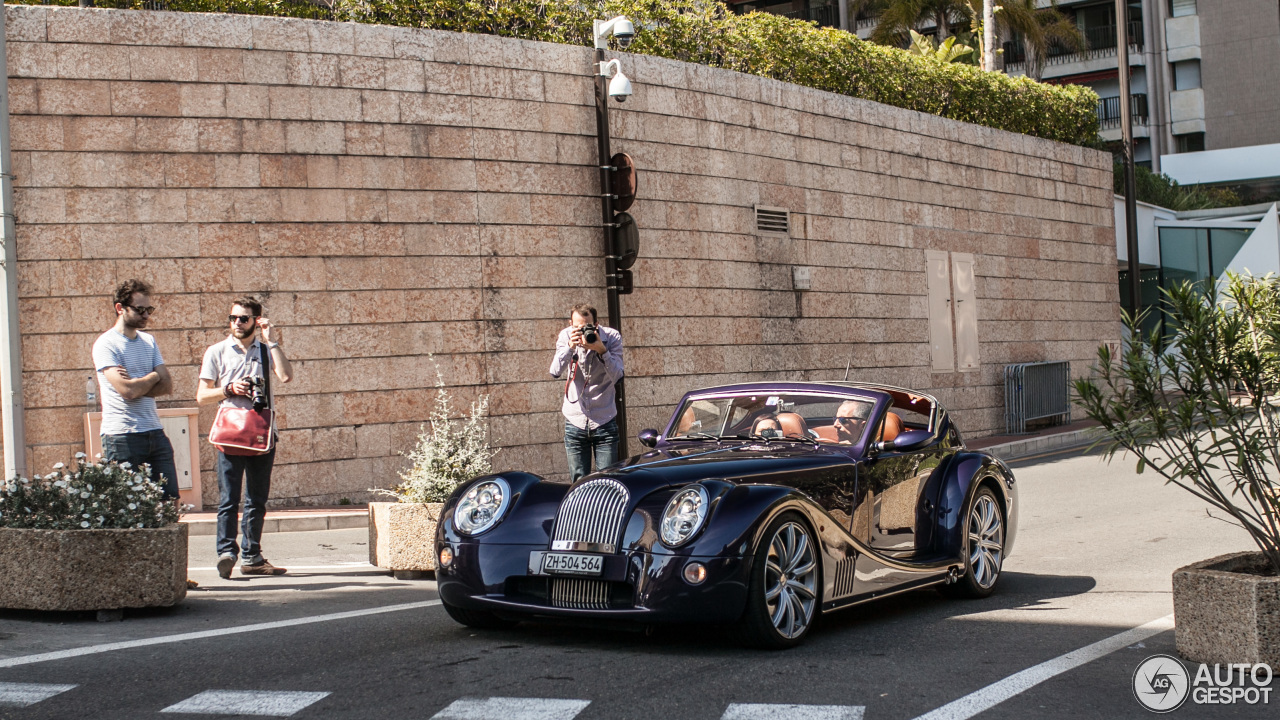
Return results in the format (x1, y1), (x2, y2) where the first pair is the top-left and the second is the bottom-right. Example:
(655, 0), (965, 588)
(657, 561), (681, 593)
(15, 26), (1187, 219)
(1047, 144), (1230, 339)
(550, 578), (611, 609)
(505, 577), (634, 610)
(549, 478), (630, 554)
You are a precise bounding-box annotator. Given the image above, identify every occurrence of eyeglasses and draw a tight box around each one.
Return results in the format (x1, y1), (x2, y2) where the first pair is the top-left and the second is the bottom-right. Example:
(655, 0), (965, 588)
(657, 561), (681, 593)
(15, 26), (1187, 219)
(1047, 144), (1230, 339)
(229, 315), (258, 324)
(834, 417), (862, 425)
(127, 305), (156, 316)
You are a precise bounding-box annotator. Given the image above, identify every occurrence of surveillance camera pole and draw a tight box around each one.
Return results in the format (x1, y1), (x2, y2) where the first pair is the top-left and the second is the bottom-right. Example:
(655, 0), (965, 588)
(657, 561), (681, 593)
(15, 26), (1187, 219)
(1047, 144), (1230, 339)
(593, 25), (628, 456)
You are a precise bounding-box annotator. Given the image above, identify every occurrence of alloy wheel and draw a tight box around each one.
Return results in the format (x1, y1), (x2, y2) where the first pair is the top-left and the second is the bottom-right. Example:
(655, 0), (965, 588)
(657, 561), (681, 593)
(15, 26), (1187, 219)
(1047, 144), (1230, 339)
(763, 521), (818, 639)
(967, 492), (1004, 589)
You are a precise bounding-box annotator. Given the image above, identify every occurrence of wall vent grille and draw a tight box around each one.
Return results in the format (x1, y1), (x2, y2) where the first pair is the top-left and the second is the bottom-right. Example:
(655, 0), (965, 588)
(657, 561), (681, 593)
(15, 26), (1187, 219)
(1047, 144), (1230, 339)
(755, 205), (790, 235)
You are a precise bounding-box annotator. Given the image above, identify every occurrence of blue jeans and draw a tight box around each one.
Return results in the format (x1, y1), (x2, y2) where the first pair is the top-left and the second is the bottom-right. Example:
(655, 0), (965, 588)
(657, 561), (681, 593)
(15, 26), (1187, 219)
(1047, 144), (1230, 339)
(102, 429), (179, 499)
(564, 419), (619, 482)
(216, 449), (275, 565)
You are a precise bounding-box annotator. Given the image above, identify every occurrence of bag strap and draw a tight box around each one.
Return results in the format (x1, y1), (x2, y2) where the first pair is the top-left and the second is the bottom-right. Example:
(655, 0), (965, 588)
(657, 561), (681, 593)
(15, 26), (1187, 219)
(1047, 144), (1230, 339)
(259, 340), (272, 411)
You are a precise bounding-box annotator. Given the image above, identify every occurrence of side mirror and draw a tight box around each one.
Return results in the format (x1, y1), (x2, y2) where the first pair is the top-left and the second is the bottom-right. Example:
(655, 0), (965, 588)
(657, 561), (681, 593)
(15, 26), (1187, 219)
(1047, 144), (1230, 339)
(875, 429), (932, 453)
(638, 429), (659, 448)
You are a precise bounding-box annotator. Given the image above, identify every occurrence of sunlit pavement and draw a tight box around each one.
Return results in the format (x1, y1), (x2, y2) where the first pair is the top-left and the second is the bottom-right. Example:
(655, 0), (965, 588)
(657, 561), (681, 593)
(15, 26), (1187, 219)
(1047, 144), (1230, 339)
(0, 447), (1270, 719)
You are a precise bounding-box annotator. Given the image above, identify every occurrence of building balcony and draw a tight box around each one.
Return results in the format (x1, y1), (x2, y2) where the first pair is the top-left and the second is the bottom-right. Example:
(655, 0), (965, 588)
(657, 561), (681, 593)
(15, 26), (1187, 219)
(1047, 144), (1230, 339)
(855, 9), (880, 30)
(1097, 93), (1148, 130)
(778, 4), (839, 28)
(1004, 21), (1144, 76)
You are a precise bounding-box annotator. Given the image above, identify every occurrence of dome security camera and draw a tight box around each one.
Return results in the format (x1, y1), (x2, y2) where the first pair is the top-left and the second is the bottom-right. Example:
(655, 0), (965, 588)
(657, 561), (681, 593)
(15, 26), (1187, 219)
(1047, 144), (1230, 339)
(613, 18), (636, 49)
(609, 70), (633, 102)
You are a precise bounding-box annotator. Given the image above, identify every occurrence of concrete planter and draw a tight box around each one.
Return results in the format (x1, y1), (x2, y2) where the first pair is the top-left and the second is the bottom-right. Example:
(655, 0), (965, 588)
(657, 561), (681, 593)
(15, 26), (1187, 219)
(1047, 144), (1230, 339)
(1173, 551), (1280, 665)
(369, 502), (444, 578)
(0, 524), (187, 611)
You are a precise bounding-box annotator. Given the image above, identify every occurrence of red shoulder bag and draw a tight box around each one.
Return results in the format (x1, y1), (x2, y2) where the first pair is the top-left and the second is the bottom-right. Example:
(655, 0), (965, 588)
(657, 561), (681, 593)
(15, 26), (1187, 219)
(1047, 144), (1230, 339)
(208, 342), (274, 456)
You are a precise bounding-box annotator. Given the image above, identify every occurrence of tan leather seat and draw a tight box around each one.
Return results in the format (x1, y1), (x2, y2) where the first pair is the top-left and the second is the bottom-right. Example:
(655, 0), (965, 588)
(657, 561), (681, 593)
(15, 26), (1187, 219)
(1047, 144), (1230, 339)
(814, 425), (840, 442)
(879, 412), (903, 443)
(776, 412), (810, 438)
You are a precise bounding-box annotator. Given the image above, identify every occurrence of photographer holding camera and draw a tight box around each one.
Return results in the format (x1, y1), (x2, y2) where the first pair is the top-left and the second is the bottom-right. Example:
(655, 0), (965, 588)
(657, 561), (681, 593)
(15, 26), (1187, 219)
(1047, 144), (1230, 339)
(550, 303), (624, 481)
(196, 297), (293, 579)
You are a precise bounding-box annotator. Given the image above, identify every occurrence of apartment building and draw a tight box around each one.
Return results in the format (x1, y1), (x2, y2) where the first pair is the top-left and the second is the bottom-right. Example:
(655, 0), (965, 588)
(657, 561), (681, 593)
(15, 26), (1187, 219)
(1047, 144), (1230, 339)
(726, 0), (1280, 183)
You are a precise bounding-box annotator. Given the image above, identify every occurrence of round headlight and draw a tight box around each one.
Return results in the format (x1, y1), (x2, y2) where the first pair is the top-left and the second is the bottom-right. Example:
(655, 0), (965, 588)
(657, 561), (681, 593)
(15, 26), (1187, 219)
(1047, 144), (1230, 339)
(453, 478), (511, 535)
(660, 485), (710, 547)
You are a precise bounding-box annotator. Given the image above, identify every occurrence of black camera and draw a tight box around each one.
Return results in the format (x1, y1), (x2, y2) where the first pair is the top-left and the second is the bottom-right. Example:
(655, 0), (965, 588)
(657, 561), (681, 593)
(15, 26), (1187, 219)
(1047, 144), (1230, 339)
(581, 324), (598, 345)
(246, 376), (268, 411)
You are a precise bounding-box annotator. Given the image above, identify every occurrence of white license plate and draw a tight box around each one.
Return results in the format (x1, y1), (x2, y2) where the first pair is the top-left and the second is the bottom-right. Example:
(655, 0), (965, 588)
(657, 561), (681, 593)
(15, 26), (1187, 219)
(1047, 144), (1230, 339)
(540, 552), (604, 576)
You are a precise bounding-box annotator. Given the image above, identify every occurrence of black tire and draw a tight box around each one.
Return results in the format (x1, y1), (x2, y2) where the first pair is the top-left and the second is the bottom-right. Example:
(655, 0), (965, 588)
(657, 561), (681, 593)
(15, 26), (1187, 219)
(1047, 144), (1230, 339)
(736, 511), (821, 649)
(442, 600), (518, 630)
(941, 485), (1005, 599)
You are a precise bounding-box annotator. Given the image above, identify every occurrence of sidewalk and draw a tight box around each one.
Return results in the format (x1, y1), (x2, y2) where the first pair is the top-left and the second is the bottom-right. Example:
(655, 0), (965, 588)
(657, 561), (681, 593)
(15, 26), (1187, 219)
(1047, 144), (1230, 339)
(968, 418), (1105, 460)
(180, 506), (368, 536)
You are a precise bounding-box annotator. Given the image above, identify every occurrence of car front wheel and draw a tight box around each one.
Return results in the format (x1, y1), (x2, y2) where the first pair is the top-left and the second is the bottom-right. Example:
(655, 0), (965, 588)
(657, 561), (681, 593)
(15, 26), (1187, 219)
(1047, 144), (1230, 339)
(942, 485), (1005, 599)
(737, 512), (820, 649)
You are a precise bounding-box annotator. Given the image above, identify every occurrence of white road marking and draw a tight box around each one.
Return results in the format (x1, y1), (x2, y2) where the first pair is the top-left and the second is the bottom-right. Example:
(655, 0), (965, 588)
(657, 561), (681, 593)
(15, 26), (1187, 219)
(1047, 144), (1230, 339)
(723, 703), (865, 720)
(161, 690), (330, 716)
(0, 599), (441, 669)
(0, 682), (77, 707)
(430, 697), (591, 720)
(913, 613), (1175, 720)
(187, 563), (377, 571)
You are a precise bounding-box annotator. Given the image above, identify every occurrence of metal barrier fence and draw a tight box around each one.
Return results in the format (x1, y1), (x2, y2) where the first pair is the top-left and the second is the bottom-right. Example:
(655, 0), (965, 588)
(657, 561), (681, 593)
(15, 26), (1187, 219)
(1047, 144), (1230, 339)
(1005, 361), (1072, 434)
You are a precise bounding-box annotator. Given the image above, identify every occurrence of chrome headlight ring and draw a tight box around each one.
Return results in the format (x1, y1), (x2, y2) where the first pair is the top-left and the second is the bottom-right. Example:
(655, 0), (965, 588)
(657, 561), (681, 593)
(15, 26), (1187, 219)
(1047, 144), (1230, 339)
(660, 484), (711, 547)
(453, 477), (512, 536)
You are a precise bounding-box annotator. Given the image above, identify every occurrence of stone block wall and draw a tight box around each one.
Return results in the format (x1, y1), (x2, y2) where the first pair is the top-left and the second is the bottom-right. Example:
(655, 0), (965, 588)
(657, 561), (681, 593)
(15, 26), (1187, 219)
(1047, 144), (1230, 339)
(4, 6), (1120, 505)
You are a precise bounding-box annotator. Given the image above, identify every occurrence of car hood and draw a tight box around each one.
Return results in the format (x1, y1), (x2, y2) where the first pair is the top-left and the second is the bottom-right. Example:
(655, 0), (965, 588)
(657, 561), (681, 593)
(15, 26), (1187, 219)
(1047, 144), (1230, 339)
(583, 441), (856, 497)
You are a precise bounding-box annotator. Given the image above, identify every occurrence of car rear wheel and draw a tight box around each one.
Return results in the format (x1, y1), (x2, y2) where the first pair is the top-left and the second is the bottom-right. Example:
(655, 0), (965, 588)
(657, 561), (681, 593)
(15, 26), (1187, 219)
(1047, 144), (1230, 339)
(942, 485), (1004, 599)
(441, 600), (518, 630)
(737, 512), (820, 649)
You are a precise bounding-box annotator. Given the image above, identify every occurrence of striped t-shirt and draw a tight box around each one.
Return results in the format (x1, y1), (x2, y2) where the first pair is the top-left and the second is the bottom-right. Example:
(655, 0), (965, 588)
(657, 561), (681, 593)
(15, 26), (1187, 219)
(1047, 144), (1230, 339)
(93, 328), (165, 435)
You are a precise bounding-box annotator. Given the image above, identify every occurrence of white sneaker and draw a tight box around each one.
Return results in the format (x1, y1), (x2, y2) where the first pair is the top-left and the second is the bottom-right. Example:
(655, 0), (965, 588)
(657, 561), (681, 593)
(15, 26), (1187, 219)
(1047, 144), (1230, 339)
(216, 553), (236, 579)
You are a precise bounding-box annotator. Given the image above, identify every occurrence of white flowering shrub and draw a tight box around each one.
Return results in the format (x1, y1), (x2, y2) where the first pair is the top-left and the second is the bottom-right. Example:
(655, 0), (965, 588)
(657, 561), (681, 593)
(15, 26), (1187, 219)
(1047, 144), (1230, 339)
(0, 454), (178, 530)
(379, 369), (497, 504)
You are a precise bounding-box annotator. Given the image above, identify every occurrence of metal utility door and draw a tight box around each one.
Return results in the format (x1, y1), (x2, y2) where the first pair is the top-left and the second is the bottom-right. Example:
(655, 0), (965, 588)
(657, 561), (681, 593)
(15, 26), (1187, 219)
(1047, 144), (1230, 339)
(951, 252), (980, 372)
(925, 250), (954, 372)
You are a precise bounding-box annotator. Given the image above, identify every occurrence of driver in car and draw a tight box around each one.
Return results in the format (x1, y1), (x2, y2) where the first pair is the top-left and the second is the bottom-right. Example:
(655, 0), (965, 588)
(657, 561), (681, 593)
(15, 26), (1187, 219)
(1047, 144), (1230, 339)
(821, 400), (870, 444)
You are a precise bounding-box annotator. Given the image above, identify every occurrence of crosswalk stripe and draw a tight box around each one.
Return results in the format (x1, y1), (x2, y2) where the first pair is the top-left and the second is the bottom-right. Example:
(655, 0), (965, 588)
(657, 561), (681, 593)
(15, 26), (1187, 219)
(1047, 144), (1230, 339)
(430, 697), (592, 720)
(0, 682), (78, 707)
(160, 690), (331, 717)
(723, 703), (866, 720)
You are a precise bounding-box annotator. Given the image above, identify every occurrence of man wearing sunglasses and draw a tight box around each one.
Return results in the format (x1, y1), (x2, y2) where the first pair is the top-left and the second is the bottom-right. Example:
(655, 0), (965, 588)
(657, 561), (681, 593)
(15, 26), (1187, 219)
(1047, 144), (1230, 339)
(822, 400), (871, 445)
(196, 296), (294, 579)
(93, 279), (178, 499)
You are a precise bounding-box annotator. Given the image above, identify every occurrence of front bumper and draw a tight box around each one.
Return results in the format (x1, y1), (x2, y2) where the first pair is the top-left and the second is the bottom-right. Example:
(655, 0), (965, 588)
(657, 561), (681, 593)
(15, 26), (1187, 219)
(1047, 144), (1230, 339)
(437, 542), (751, 624)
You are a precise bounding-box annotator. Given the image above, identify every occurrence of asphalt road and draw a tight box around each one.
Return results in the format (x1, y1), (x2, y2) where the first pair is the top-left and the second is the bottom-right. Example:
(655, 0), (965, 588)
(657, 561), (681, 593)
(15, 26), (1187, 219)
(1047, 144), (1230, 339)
(0, 447), (1272, 720)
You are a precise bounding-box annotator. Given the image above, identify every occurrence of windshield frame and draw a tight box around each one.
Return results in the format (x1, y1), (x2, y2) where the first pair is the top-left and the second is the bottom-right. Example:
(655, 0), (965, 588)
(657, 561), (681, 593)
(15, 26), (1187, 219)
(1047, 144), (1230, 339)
(661, 388), (888, 452)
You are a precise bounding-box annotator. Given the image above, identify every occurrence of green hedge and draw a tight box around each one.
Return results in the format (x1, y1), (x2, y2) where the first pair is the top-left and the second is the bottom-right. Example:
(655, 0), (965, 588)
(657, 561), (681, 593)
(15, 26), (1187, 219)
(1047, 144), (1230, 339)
(21, 0), (1099, 146)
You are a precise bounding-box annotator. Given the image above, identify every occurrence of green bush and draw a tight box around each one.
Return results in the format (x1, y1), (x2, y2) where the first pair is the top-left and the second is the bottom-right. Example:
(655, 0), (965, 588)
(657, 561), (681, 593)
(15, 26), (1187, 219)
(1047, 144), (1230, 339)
(22, 0), (1099, 146)
(1075, 274), (1280, 574)
(1114, 161), (1241, 211)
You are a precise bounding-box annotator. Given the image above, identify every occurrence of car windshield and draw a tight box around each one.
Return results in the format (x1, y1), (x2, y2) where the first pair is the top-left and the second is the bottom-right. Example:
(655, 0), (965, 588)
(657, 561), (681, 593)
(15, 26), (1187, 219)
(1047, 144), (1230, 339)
(668, 392), (877, 446)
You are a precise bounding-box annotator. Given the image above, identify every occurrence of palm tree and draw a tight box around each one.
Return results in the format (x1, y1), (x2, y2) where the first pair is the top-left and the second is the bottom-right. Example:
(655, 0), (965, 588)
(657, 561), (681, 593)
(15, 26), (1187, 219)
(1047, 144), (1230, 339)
(995, 0), (1085, 80)
(869, 0), (968, 47)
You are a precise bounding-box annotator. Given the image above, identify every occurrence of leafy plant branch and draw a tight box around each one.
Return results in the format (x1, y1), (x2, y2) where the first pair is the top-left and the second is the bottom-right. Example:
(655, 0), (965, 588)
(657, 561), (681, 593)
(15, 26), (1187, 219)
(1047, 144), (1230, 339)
(1075, 274), (1280, 574)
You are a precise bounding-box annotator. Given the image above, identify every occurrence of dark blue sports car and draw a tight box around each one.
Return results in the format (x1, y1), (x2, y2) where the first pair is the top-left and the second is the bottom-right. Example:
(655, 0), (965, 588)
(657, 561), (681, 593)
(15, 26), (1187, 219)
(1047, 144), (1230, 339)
(435, 381), (1018, 648)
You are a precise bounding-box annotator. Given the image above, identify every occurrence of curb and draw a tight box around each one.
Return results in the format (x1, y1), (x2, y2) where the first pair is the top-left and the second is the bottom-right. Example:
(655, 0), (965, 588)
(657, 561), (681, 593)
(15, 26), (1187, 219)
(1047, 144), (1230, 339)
(978, 426), (1106, 461)
(181, 511), (367, 536)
